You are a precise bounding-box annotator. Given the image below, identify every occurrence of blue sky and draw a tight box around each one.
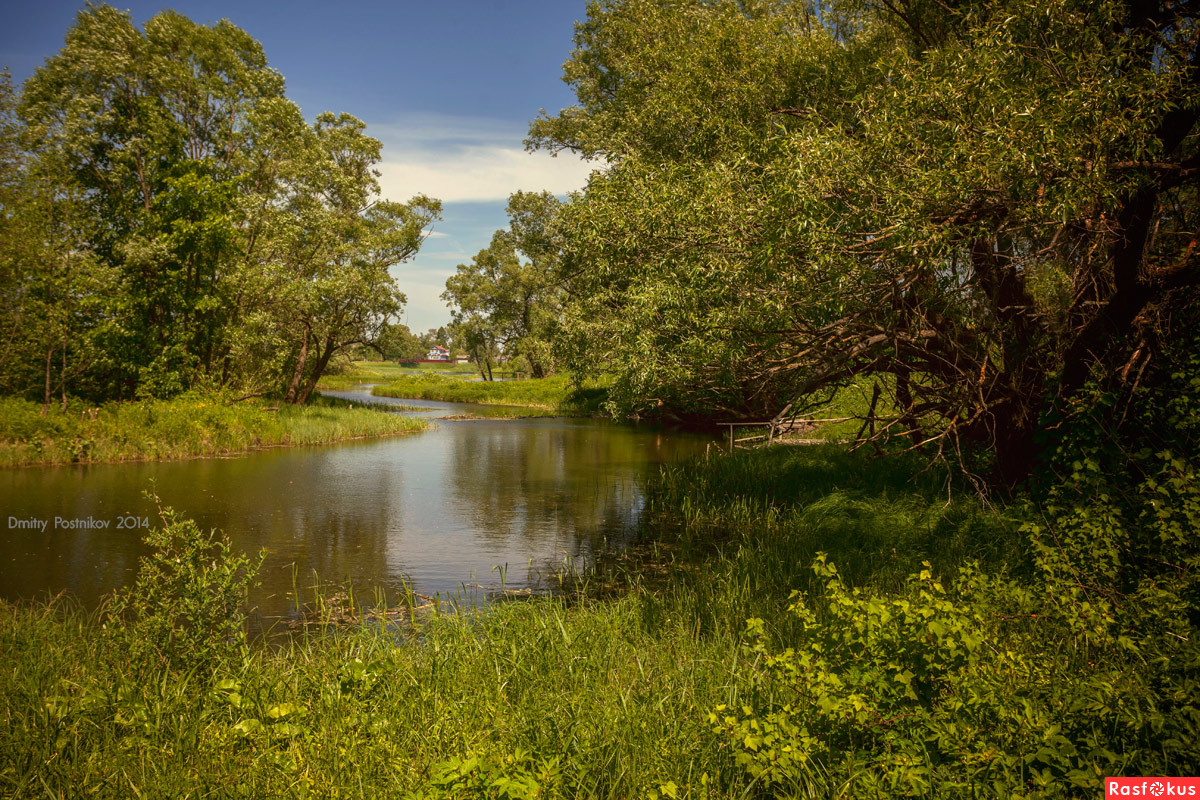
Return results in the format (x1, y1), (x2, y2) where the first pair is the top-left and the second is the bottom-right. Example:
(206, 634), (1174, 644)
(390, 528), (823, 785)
(0, 0), (594, 332)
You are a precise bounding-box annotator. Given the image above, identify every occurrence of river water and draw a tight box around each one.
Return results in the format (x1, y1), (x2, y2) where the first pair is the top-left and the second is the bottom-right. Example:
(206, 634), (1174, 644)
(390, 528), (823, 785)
(0, 388), (708, 623)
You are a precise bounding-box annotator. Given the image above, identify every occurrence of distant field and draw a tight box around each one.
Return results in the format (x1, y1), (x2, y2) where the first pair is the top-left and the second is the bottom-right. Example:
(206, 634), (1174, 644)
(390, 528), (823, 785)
(316, 361), (491, 391)
(371, 372), (611, 414)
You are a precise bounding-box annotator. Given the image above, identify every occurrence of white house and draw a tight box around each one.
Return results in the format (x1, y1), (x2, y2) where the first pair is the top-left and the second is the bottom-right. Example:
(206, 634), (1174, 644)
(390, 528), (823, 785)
(427, 345), (450, 361)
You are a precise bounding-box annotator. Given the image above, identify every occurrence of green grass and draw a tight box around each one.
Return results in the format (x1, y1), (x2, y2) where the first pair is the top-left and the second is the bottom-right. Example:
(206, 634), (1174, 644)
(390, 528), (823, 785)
(371, 373), (611, 414)
(0, 394), (428, 468)
(0, 594), (743, 799)
(617, 445), (1023, 642)
(1, 445), (1193, 797)
(316, 360), (483, 391)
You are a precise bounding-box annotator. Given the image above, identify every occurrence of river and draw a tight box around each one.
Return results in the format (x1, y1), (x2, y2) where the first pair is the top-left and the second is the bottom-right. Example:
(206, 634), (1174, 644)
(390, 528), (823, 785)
(0, 388), (708, 625)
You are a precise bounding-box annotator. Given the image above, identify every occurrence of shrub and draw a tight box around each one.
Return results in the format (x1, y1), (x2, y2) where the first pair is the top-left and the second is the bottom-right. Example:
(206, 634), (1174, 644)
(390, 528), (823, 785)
(713, 448), (1200, 798)
(107, 498), (263, 671)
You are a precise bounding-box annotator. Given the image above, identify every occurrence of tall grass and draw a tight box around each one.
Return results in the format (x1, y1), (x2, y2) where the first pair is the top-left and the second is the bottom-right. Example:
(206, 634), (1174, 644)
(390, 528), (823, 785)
(0, 394), (428, 468)
(618, 445), (1021, 642)
(0, 593), (744, 798)
(3, 444), (1191, 796)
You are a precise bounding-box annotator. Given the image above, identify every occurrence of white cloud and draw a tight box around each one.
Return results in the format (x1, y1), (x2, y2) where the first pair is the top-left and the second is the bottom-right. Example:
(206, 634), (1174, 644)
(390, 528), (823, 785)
(379, 146), (594, 203)
(371, 113), (596, 203)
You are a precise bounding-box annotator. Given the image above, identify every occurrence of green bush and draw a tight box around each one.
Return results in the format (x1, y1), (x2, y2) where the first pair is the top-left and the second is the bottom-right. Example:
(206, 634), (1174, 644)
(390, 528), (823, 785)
(107, 500), (263, 671)
(712, 446), (1200, 798)
(406, 751), (564, 800)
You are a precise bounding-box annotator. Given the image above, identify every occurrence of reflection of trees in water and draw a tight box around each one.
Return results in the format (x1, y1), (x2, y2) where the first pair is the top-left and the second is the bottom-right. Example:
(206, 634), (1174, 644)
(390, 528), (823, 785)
(0, 442), (405, 613)
(217, 447), (402, 606)
(446, 421), (672, 552)
(1, 424), (707, 614)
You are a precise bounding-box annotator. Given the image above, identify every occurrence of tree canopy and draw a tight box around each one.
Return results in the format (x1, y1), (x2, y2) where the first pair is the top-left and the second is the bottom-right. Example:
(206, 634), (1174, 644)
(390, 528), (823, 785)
(532, 0), (1200, 486)
(442, 191), (565, 379)
(0, 4), (438, 404)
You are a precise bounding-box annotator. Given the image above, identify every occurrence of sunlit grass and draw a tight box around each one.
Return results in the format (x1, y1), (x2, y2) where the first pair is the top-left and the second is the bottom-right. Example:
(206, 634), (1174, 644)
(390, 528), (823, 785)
(316, 360), (483, 391)
(0, 394), (428, 468)
(371, 372), (611, 413)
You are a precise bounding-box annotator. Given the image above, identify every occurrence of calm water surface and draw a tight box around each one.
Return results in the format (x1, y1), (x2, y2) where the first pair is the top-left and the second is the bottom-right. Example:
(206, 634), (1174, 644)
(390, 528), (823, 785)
(0, 388), (707, 621)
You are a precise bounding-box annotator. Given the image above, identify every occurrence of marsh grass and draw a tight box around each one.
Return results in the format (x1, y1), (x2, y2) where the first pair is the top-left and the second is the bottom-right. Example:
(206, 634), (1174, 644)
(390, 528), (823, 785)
(0, 394), (427, 468)
(606, 445), (1023, 641)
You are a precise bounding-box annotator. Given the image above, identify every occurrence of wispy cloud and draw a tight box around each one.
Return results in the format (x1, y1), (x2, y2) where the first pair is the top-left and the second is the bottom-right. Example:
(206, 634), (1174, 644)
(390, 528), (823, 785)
(372, 114), (597, 330)
(372, 113), (595, 203)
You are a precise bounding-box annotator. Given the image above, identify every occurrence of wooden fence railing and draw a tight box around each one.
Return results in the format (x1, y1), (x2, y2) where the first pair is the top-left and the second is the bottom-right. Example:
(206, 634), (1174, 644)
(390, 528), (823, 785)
(715, 417), (852, 452)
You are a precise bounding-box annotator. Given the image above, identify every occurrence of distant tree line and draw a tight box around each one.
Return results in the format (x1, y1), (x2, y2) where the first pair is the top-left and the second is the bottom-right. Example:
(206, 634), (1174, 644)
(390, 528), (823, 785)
(0, 5), (438, 406)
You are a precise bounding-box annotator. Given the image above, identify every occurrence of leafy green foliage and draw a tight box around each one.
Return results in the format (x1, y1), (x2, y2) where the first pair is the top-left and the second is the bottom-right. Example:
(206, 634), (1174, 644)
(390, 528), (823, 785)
(535, 0), (1200, 485)
(2, 5), (438, 403)
(408, 751), (563, 800)
(443, 192), (564, 380)
(107, 500), (263, 670)
(709, 386), (1200, 797)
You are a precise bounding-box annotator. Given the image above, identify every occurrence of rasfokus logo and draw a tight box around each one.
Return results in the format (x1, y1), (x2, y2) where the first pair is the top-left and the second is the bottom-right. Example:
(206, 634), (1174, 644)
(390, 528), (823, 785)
(1106, 778), (1200, 797)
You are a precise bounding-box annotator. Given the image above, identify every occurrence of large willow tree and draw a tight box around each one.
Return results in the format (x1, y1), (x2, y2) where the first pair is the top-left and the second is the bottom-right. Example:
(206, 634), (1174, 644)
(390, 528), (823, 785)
(533, 0), (1199, 485)
(3, 4), (438, 402)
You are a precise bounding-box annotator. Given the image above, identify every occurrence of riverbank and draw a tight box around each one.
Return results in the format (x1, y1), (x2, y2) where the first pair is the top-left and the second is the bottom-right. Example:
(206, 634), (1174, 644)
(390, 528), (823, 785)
(0, 394), (428, 468)
(316, 360), (480, 391)
(4, 444), (1192, 797)
(371, 372), (609, 414)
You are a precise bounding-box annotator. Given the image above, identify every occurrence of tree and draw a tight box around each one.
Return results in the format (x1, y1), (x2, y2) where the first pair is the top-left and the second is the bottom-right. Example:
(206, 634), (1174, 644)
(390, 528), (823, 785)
(376, 322), (425, 362)
(0, 70), (121, 406)
(19, 4), (287, 397)
(6, 5), (439, 403)
(277, 112), (439, 404)
(441, 191), (565, 379)
(531, 0), (1200, 487)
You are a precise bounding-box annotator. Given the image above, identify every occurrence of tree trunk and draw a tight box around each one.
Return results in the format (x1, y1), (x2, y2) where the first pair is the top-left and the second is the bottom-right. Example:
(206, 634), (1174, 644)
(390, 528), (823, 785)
(295, 333), (337, 405)
(60, 341), (67, 412)
(894, 365), (920, 447)
(970, 238), (1048, 489)
(284, 326), (311, 404)
(42, 345), (53, 412)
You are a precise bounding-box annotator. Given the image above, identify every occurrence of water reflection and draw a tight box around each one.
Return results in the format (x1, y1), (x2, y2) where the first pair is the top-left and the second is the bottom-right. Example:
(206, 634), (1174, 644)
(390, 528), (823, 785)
(0, 399), (706, 619)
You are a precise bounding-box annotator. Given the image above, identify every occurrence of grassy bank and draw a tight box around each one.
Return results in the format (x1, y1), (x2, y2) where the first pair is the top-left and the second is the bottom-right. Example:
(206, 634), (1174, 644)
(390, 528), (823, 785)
(1, 445), (1195, 797)
(0, 594), (739, 799)
(0, 394), (428, 468)
(316, 360), (481, 391)
(371, 373), (610, 414)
